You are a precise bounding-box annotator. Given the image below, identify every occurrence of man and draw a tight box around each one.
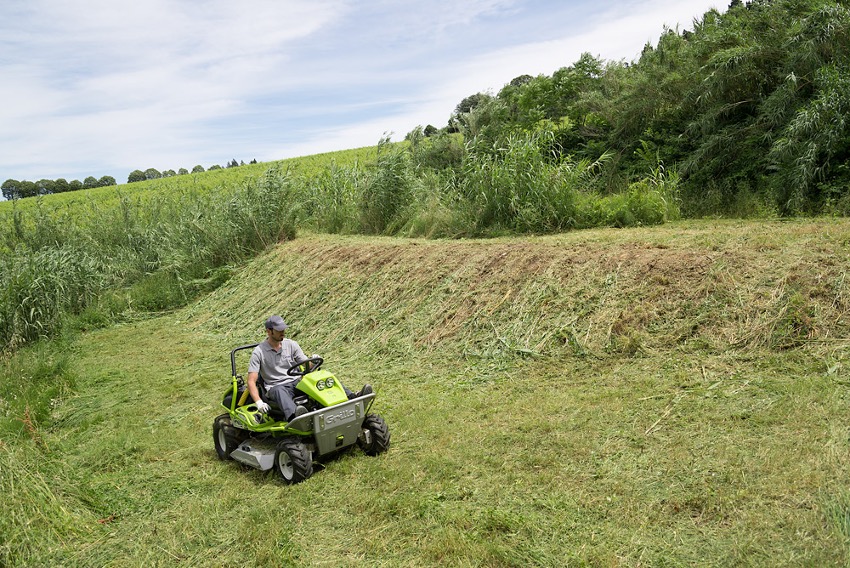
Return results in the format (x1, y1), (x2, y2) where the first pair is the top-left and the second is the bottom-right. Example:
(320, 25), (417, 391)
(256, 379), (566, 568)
(247, 315), (371, 422)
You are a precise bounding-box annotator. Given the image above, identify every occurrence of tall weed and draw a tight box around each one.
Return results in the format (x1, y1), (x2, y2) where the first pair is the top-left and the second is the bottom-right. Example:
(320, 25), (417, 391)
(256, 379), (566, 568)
(0, 247), (108, 348)
(307, 162), (362, 233)
(399, 170), (471, 238)
(460, 127), (604, 233)
(359, 138), (415, 234)
(577, 166), (680, 228)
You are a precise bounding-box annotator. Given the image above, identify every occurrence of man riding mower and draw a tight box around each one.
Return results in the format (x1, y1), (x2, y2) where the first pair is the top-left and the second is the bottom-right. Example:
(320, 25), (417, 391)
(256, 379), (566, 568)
(213, 345), (390, 484)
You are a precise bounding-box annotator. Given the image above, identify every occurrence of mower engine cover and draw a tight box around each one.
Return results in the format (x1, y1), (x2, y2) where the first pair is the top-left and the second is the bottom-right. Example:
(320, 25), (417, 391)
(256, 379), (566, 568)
(296, 369), (348, 407)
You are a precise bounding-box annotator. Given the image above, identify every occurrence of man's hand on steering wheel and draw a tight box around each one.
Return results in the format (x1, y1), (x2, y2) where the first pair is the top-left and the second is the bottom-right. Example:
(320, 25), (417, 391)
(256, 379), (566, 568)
(287, 355), (324, 376)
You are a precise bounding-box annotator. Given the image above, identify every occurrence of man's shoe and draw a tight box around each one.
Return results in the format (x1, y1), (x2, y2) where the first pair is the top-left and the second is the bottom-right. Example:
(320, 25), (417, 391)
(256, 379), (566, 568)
(294, 405), (308, 418)
(358, 384), (373, 397)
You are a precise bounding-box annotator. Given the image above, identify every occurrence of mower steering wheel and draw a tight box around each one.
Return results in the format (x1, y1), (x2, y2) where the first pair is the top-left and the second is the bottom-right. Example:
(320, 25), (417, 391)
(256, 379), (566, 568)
(287, 356), (323, 376)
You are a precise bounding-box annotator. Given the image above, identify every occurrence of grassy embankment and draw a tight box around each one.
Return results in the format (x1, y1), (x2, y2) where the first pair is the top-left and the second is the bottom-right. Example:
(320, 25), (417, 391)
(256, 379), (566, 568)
(0, 146), (379, 350)
(3, 218), (850, 566)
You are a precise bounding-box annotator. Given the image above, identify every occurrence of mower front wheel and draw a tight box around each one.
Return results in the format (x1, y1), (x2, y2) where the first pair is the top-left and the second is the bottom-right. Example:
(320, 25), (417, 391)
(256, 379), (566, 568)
(213, 414), (245, 460)
(274, 438), (313, 484)
(358, 414), (391, 456)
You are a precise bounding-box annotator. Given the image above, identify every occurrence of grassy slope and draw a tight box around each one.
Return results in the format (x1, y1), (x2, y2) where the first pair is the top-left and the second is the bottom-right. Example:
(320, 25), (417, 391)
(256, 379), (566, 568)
(0, 145), (378, 214)
(5, 218), (850, 566)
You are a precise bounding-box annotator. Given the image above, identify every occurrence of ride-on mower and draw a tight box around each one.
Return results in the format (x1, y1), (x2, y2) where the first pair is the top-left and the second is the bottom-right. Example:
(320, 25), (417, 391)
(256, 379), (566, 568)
(213, 344), (390, 484)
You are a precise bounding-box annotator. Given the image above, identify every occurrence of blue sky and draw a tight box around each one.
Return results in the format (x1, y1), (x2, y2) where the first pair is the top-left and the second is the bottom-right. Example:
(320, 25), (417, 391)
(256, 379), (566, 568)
(0, 0), (719, 185)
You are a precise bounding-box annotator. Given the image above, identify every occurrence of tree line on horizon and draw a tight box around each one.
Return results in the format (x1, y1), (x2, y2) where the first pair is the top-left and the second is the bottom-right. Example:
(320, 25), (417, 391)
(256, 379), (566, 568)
(1, 158), (258, 200)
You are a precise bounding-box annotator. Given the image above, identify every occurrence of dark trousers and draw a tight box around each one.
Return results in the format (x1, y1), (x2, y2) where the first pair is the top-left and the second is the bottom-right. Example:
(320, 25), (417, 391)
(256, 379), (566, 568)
(266, 380), (357, 420)
(265, 381), (300, 421)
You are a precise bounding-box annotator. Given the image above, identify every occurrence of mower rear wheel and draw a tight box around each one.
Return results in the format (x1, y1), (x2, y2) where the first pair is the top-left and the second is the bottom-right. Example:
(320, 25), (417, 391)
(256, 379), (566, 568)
(274, 438), (313, 484)
(213, 414), (245, 460)
(358, 414), (391, 456)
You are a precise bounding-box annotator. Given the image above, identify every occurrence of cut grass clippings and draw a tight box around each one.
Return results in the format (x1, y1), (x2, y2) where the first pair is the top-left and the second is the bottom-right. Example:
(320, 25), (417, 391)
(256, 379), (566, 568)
(2, 218), (850, 566)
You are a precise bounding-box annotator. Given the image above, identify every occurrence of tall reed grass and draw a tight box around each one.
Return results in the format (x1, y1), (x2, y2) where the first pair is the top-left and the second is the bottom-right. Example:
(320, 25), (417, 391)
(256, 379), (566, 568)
(0, 167), (301, 351)
(359, 138), (415, 234)
(1, 132), (680, 353)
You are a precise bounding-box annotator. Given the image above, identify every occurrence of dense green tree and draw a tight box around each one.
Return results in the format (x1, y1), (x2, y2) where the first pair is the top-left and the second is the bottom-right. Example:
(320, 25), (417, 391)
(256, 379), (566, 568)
(53, 178), (70, 193)
(191, 165), (205, 173)
(454, 92), (490, 115)
(2, 179), (19, 200)
(98, 176), (117, 187)
(18, 181), (37, 198)
(449, 92), (495, 133)
(128, 170), (145, 183)
(144, 168), (161, 180)
(767, 3), (850, 211)
(83, 176), (98, 189)
(178, 168), (189, 175)
(36, 179), (55, 195)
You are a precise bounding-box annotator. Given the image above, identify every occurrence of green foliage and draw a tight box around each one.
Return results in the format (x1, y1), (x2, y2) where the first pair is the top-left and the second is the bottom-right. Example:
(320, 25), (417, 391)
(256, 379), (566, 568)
(409, 130), (466, 172)
(423, 0), (850, 216)
(581, 172), (679, 228)
(143, 168), (162, 180)
(0, 247), (108, 349)
(0, 339), (76, 438)
(637, 0), (850, 214)
(306, 162), (362, 234)
(359, 138), (415, 234)
(3, 175), (116, 199)
(458, 123), (675, 233)
(0, 166), (301, 351)
(771, 62), (850, 212)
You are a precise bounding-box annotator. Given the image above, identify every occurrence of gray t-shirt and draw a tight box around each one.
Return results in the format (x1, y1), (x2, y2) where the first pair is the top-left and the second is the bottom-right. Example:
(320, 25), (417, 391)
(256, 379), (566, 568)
(248, 338), (307, 390)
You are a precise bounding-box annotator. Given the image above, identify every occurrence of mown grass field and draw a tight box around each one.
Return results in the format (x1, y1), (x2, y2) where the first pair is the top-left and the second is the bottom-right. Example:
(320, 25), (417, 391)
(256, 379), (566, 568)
(3, 218), (850, 566)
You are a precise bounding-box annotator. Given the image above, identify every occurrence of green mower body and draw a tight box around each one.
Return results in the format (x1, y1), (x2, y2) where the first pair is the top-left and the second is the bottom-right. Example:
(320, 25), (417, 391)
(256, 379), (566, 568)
(213, 344), (390, 484)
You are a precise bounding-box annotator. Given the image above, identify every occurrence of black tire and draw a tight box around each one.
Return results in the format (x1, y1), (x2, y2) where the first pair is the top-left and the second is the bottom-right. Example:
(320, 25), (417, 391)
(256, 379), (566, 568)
(358, 414), (391, 456)
(213, 414), (245, 460)
(274, 438), (313, 484)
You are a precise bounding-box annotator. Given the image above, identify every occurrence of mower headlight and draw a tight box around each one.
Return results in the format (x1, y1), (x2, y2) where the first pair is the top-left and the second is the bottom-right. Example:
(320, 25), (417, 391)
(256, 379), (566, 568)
(325, 378), (335, 389)
(316, 380), (325, 391)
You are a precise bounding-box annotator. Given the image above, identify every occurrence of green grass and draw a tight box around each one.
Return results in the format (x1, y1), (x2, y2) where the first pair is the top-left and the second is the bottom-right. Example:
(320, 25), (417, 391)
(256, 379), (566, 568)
(2, 218), (850, 566)
(0, 146), (379, 214)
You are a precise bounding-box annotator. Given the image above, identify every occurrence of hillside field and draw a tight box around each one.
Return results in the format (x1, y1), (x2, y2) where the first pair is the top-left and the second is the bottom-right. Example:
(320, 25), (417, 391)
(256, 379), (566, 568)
(3, 218), (850, 566)
(0, 145), (380, 213)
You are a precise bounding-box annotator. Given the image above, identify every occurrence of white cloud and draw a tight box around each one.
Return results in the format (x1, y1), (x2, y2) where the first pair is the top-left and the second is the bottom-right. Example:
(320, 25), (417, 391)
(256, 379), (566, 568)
(278, 0), (720, 155)
(0, 0), (720, 184)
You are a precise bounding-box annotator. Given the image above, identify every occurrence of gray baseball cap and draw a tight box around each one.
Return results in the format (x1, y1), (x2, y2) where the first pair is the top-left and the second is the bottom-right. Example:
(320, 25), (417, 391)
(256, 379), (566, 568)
(264, 315), (289, 331)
